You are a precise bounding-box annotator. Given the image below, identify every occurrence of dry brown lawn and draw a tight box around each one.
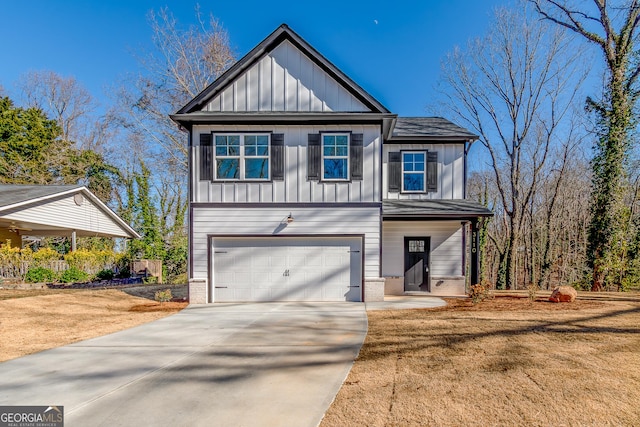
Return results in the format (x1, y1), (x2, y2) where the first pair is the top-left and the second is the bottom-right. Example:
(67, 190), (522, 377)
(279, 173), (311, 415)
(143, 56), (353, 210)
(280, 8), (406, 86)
(0, 285), (187, 362)
(322, 295), (640, 427)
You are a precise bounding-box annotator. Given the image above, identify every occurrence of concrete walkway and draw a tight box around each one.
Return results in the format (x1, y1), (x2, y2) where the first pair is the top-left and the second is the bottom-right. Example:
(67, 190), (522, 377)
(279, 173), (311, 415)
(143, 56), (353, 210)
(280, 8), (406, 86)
(0, 296), (446, 426)
(366, 295), (448, 311)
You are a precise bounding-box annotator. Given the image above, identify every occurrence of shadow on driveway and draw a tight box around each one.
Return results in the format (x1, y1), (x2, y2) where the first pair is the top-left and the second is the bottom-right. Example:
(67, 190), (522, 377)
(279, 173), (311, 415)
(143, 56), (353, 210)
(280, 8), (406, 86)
(0, 302), (367, 427)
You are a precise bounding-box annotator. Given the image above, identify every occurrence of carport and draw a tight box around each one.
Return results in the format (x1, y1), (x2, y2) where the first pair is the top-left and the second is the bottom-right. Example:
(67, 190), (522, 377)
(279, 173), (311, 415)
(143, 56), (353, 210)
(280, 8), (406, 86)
(0, 184), (139, 248)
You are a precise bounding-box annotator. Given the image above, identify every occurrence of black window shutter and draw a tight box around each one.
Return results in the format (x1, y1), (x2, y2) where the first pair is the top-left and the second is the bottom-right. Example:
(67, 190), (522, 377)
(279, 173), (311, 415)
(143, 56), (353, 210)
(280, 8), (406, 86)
(199, 133), (212, 181)
(350, 133), (364, 180)
(427, 151), (438, 192)
(388, 151), (401, 192)
(307, 133), (321, 180)
(270, 133), (285, 181)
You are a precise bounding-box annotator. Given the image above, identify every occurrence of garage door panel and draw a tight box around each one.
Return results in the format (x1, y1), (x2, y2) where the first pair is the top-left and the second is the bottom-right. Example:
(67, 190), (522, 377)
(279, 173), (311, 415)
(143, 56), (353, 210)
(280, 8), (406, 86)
(212, 237), (361, 302)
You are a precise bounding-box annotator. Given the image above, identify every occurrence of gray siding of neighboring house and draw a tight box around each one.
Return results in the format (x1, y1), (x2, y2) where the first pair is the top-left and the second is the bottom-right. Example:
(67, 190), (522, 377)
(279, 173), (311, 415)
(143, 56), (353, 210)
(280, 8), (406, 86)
(203, 40), (370, 113)
(192, 124), (382, 203)
(0, 194), (128, 237)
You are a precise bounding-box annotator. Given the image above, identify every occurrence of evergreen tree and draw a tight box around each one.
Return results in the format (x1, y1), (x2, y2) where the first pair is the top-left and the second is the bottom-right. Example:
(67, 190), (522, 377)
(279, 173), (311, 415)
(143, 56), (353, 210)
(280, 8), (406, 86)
(0, 96), (117, 201)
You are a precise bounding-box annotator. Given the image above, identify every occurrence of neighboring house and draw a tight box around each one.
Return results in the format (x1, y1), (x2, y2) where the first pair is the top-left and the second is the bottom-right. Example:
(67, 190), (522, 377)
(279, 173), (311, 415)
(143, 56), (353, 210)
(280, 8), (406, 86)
(172, 24), (492, 303)
(0, 185), (140, 248)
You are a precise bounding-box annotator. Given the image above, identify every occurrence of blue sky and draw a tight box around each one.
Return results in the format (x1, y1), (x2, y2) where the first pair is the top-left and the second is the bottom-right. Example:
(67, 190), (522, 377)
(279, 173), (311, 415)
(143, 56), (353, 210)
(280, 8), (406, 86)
(1, 0), (509, 116)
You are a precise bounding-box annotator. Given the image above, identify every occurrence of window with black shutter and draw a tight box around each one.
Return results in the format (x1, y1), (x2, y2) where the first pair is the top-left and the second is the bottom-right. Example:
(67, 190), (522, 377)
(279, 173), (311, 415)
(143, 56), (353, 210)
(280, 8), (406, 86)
(388, 151), (401, 192)
(200, 133), (212, 181)
(426, 151), (438, 192)
(307, 133), (321, 180)
(389, 150), (439, 193)
(212, 133), (271, 180)
(271, 133), (284, 181)
(350, 133), (363, 180)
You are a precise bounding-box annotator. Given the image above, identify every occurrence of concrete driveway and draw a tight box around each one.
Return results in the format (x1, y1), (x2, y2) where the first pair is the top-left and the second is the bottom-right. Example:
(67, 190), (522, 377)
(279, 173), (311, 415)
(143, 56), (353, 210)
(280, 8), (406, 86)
(0, 302), (367, 427)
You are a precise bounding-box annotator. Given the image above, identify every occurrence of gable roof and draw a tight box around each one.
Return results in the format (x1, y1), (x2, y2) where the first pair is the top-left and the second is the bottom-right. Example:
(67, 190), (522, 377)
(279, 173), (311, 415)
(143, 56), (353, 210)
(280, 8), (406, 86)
(0, 185), (80, 209)
(0, 184), (140, 239)
(175, 24), (390, 115)
(387, 117), (479, 142)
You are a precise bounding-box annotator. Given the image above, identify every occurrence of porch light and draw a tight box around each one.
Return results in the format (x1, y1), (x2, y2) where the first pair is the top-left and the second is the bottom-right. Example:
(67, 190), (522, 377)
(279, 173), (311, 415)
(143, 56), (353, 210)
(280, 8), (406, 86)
(287, 213), (294, 223)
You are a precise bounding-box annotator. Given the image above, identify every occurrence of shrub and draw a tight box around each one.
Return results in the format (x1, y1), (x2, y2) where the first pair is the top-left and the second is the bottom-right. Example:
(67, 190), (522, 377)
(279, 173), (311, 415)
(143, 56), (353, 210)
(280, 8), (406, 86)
(571, 279), (591, 291)
(468, 282), (493, 304)
(64, 249), (115, 274)
(95, 269), (114, 281)
(0, 242), (32, 280)
(115, 252), (131, 278)
(116, 268), (131, 279)
(143, 276), (158, 285)
(59, 267), (89, 283)
(155, 289), (172, 303)
(25, 267), (57, 283)
(170, 272), (187, 285)
(32, 247), (62, 266)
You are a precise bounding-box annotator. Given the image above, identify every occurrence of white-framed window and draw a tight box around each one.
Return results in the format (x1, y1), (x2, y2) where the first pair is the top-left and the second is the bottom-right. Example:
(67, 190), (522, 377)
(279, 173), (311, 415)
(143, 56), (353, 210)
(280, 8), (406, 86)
(402, 151), (426, 192)
(322, 133), (349, 180)
(214, 134), (270, 180)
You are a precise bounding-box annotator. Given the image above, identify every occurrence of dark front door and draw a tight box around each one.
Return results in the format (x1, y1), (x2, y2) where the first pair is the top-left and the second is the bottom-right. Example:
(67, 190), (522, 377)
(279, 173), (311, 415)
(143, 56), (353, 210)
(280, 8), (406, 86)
(404, 237), (431, 292)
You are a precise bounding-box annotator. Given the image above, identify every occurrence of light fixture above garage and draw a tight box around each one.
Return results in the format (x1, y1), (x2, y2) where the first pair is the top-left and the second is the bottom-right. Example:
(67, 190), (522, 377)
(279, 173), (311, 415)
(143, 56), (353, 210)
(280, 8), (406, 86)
(287, 213), (294, 223)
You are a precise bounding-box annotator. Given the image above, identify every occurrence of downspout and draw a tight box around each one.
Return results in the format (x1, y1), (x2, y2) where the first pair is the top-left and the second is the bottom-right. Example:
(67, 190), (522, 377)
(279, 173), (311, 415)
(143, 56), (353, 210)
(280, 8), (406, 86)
(183, 124), (193, 288)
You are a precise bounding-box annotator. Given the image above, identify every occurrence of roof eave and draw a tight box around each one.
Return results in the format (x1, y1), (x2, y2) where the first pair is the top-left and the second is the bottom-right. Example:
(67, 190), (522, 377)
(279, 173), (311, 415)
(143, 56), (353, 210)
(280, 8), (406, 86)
(386, 135), (479, 143)
(383, 212), (494, 220)
(171, 112), (396, 125)
(78, 187), (141, 239)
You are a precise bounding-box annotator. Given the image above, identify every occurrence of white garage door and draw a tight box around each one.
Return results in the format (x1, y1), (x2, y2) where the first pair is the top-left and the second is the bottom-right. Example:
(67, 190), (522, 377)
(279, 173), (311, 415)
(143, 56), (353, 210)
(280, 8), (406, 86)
(212, 237), (362, 302)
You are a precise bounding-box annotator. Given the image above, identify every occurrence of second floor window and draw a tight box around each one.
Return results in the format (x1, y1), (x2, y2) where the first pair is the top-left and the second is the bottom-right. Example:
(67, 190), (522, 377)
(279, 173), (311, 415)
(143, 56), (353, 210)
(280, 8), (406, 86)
(322, 134), (350, 180)
(402, 152), (426, 192)
(388, 150), (438, 193)
(215, 134), (270, 180)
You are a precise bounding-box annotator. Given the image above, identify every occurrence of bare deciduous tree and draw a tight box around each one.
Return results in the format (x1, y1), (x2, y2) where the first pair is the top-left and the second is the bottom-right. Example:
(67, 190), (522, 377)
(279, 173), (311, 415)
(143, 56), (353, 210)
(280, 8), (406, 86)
(108, 6), (235, 281)
(19, 70), (97, 145)
(530, 0), (640, 290)
(439, 4), (587, 289)
(112, 5), (234, 173)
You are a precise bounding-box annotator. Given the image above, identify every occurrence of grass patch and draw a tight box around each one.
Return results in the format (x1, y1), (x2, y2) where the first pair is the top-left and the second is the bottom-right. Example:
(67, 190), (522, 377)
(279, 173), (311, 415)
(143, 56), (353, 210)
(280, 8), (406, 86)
(322, 295), (640, 426)
(0, 287), (187, 362)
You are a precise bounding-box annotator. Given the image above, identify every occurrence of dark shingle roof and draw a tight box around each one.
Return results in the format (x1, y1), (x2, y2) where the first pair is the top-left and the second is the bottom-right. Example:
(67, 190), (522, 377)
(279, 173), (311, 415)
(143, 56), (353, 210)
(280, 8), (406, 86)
(383, 199), (493, 219)
(0, 184), (82, 209)
(391, 117), (478, 140)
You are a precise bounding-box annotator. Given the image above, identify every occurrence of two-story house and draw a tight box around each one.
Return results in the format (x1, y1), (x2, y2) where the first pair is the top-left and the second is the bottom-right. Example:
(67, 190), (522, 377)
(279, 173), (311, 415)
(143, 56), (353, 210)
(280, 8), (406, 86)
(171, 24), (492, 303)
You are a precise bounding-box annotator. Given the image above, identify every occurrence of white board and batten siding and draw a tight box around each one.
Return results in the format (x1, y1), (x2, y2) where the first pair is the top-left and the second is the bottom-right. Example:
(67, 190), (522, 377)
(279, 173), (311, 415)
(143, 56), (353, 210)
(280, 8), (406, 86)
(202, 40), (370, 113)
(191, 205), (380, 302)
(0, 193), (127, 237)
(192, 124), (381, 204)
(382, 144), (465, 200)
(382, 221), (464, 278)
